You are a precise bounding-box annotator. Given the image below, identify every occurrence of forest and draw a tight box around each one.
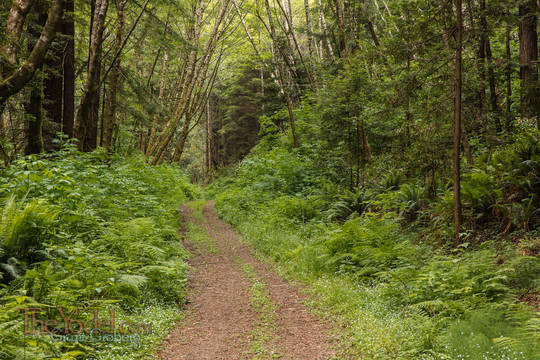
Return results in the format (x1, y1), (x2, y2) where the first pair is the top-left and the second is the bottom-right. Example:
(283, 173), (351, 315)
(0, 0), (539, 359)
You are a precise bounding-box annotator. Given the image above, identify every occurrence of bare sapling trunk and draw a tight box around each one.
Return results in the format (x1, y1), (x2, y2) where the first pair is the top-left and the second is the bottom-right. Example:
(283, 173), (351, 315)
(453, 0), (463, 243)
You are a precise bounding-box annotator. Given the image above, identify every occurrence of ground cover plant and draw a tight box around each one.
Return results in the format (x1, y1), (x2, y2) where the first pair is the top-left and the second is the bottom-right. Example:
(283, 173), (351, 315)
(210, 124), (540, 359)
(0, 143), (198, 359)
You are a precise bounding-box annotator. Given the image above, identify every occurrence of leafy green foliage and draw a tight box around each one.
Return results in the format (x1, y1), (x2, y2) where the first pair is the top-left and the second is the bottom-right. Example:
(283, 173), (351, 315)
(210, 133), (540, 359)
(0, 147), (195, 359)
(326, 189), (374, 222)
(0, 197), (57, 260)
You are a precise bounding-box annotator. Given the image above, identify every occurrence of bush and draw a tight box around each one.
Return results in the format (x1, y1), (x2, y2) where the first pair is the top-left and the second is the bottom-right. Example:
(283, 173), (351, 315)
(326, 189), (374, 222)
(323, 214), (419, 277)
(271, 196), (320, 223)
(0, 197), (57, 261)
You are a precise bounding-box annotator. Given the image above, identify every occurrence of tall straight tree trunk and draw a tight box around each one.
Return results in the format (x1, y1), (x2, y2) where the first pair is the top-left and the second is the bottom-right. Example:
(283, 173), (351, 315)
(479, 0), (501, 131)
(74, 0), (108, 151)
(62, 0), (75, 138)
(453, 0), (463, 243)
(468, 0), (488, 129)
(25, 5), (48, 154)
(205, 99), (212, 177)
(102, 0), (126, 151)
(42, 23), (63, 149)
(304, 0), (316, 59)
(335, 0), (346, 56)
(25, 81), (44, 154)
(485, 38), (501, 131)
(519, 0), (539, 128)
(505, 21), (513, 131)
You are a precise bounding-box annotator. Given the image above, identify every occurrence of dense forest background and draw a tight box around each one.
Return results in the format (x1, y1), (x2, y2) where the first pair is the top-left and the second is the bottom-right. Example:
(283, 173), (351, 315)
(0, 0), (539, 359)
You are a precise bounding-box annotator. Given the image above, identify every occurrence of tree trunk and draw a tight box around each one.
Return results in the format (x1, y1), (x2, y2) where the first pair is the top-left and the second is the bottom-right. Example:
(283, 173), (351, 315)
(263, 0), (299, 147)
(519, 0), (539, 128)
(468, 0), (488, 129)
(479, 0), (501, 131)
(25, 81), (44, 154)
(453, 0), (463, 243)
(170, 50), (222, 164)
(275, 0), (315, 88)
(145, 51), (169, 156)
(102, 0), (126, 151)
(0, 0), (65, 109)
(74, 0), (108, 152)
(42, 23), (64, 150)
(335, 0), (346, 56)
(62, 0), (75, 137)
(205, 100), (211, 177)
(151, 0), (229, 165)
(304, 0), (316, 59)
(505, 21), (513, 131)
(2, 0), (34, 64)
(25, 4), (48, 154)
(317, 0), (334, 59)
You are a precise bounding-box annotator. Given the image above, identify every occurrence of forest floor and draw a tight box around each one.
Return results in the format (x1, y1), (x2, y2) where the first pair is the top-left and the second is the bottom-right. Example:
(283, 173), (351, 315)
(157, 201), (340, 360)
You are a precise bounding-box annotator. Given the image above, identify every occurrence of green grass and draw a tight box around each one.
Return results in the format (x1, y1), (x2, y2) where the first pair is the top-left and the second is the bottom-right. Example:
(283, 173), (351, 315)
(240, 262), (281, 360)
(186, 200), (206, 221)
(306, 276), (440, 359)
(86, 306), (184, 360)
(184, 214), (219, 255)
(232, 218), (441, 359)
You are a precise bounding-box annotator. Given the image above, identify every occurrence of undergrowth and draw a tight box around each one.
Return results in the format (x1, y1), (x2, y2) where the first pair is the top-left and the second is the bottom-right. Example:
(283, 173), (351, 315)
(208, 126), (540, 359)
(0, 144), (198, 359)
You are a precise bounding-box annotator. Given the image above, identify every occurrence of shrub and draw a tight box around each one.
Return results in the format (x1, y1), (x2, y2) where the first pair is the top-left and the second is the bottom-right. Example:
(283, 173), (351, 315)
(0, 197), (57, 262)
(271, 196), (320, 223)
(0, 149), (194, 359)
(323, 214), (418, 277)
(326, 189), (374, 222)
(461, 170), (502, 222)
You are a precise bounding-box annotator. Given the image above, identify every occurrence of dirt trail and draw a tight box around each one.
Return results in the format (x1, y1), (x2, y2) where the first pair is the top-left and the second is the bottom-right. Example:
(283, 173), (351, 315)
(158, 202), (338, 360)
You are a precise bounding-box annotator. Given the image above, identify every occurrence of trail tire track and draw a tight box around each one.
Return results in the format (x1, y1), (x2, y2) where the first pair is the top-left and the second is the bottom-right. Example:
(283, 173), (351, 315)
(158, 202), (338, 360)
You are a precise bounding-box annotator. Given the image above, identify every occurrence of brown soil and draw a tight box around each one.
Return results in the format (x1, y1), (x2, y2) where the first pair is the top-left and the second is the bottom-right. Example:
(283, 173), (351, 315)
(158, 202), (338, 360)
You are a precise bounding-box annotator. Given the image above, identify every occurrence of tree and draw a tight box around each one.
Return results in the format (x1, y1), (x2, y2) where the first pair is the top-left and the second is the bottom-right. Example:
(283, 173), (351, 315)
(62, 0), (75, 138)
(518, 0), (539, 128)
(102, 0), (127, 151)
(0, 0), (66, 111)
(453, 0), (463, 242)
(74, 0), (109, 152)
(42, 0), (75, 148)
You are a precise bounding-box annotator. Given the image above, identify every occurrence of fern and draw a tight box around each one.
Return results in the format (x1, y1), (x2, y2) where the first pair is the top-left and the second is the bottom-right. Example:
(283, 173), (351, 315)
(326, 189), (374, 222)
(0, 197), (57, 259)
